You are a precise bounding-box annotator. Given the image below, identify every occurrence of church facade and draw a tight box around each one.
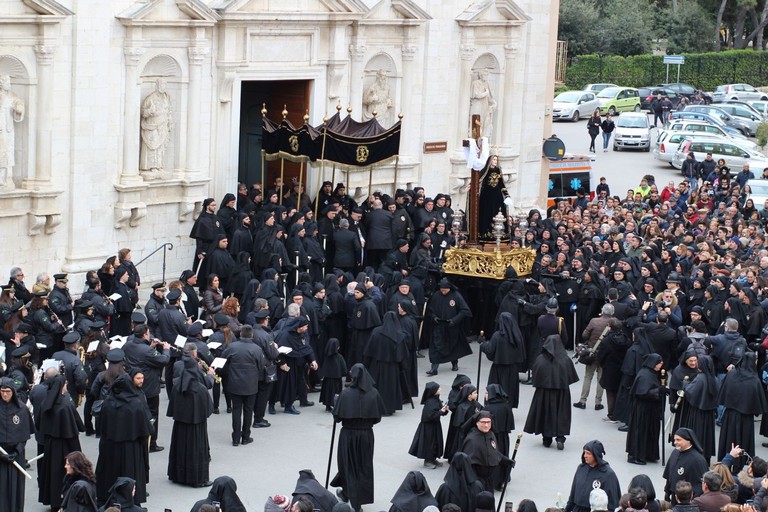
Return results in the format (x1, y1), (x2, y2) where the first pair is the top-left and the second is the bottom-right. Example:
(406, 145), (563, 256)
(0, 0), (558, 283)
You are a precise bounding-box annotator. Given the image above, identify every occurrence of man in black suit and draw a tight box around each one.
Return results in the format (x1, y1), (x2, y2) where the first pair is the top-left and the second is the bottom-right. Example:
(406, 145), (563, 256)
(333, 218), (361, 273)
(221, 324), (264, 446)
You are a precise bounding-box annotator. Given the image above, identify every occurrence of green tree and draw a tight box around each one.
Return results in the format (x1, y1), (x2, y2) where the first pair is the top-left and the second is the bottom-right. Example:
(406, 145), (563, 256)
(558, 0), (601, 59)
(661, 0), (717, 53)
(598, 0), (654, 56)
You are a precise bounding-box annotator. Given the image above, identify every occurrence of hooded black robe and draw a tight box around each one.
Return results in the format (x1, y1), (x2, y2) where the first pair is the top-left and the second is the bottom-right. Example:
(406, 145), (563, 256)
(477, 155), (508, 241)
(614, 328), (654, 424)
(461, 411), (508, 492)
(319, 338), (348, 408)
(291, 469), (338, 512)
(626, 353), (664, 462)
(565, 440), (621, 512)
(0, 377), (34, 512)
(524, 335), (579, 439)
(190, 475), (247, 512)
(189, 207), (224, 277)
(95, 375), (153, 504)
(668, 349), (700, 437)
(483, 384), (515, 489)
(330, 364), (387, 510)
(389, 470), (438, 512)
(409, 382), (447, 462)
(427, 283), (472, 364)
(348, 296), (381, 367)
(435, 452), (485, 512)
(662, 428), (708, 503)
(481, 312), (525, 408)
(98, 477), (144, 512)
(364, 311), (408, 415)
(717, 351), (767, 460)
(679, 355), (719, 462)
(207, 233), (235, 294)
(37, 375), (83, 509)
(275, 317), (315, 407)
(167, 357), (213, 486)
(444, 385), (482, 460)
(398, 299), (421, 398)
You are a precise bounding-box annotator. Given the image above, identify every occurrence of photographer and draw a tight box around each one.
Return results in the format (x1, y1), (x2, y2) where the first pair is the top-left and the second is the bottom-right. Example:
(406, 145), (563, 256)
(645, 289), (683, 328)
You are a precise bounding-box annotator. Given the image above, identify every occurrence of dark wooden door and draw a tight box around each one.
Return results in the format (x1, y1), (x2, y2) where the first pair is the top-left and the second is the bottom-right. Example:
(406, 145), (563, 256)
(238, 80), (311, 192)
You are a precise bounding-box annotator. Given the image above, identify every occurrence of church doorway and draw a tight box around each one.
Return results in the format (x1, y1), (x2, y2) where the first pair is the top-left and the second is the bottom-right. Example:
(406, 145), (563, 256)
(238, 79), (312, 192)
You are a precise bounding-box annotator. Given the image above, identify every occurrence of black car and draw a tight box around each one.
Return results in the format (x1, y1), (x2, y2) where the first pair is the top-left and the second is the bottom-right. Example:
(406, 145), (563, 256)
(656, 83), (712, 104)
(639, 87), (680, 110)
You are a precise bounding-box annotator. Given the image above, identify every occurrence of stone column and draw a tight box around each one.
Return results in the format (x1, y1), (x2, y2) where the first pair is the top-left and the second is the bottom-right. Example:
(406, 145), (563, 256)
(501, 44), (518, 151)
(186, 47), (208, 178)
(456, 44), (475, 150)
(121, 46), (145, 185)
(348, 43), (366, 117)
(32, 44), (56, 185)
(399, 44), (417, 161)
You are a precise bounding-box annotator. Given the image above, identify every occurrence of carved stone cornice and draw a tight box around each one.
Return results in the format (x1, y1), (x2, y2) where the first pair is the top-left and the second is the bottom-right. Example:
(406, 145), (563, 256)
(33, 45), (56, 65)
(460, 44), (476, 61)
(124, 47), (146, 66)
(349, 43), (367, 61)
(188, 46), (210, 65)
(401, 44), (417, 61)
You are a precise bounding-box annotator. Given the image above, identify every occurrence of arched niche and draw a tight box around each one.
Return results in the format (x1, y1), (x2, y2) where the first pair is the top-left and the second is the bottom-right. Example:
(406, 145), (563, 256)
(469, 53), (501, 144)
(0, 55), (31, 186)
(139, 55), (182, 178)
(362, 52), (397, 128)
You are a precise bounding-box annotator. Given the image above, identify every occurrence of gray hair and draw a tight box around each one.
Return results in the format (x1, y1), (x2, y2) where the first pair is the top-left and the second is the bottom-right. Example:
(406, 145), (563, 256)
(36, 273), (49, 285)
(254, 298), (268, 311)
(724, 317), (739, 332)
(183, 342), (198, 357)
(10, 267), (22, 279)
(339, 218), (350, 228)
(600, 304), (614, 317)
(286, 303), (301, 318)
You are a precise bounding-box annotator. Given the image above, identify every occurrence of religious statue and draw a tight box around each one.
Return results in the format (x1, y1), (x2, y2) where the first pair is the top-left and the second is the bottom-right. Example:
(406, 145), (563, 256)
(477, 154), (510, 241)
(362, 69), (393, 126)
(0, 75), (25, 189)
(469, 70), (496, 142)
(139, 78), (172, 180)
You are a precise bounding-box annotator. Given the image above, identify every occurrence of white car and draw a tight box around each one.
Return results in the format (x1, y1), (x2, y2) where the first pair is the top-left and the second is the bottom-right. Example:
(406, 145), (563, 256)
(671, 137), (768, 170)
(712, 83), (768, 102)
(664, 120), (758, 148)
(612, 112), (651, 151)
(653, 131), (728, 165)
(583, 83), (617, 94)
(749, 100), (768, 118)
(747, 179), (768, 207)
(552, 90), (600, 121)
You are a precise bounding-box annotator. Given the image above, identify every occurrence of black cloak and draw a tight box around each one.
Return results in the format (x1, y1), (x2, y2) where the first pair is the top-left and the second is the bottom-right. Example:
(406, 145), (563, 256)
(565, 440), (621, 512)
(389, 470), (438, 512)
(207, 233), (235, 290)
(98, 477), (144, 512)
(348, 297), (382, 367)
(427, 284), (472, 364)
(462, 411), (507, 492)
(661, 428), (708, 503)
(445, 385), (482, 460)
(364, 311), (408, 415)
(0, 377), (34, 512)
(291, 469), (338, 512)
(477, 155), (508, 240)
(190, 476), (247, 512)
(626, 353), (664, 462)
(679, 355), (719, 461)
(435, 452), (485, 512)
(409, 382), (446, 462)
(481, 312), (525, 408)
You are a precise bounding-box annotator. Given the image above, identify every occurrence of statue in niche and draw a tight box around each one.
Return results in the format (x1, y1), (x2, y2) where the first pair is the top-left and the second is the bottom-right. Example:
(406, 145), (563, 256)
(0, 75), (25, 190)
(139, 78), (173, 180)
(469, 70), (496, 142)
(362, 69), (393, 126)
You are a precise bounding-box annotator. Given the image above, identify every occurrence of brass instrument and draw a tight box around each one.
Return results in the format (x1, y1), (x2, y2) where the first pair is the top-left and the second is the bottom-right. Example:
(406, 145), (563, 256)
(76, 346), (86, 406)
(198, 357), (221, 384)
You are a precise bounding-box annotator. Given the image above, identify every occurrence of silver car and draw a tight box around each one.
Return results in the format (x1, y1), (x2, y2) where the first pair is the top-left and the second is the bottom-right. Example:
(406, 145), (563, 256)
(653, 131), (727, 165)
(664, 120), (757, 147)
(712, 103), (762, 136)
(552, 90), (600, 121)
(671, 137), (768, 170)
(583, 83), (617, 94)
(613, 112), (651, 151)
(712, 83), (768, 102)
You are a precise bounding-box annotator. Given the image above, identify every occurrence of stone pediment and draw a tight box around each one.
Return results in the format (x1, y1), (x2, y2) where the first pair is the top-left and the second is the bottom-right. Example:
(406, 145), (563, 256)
(456, 0), (531, 26)
(116, 0), (220, 25)
(363, 0), (431, 22)
(212, 0), (368, 15)
(0, 0), (73, 17)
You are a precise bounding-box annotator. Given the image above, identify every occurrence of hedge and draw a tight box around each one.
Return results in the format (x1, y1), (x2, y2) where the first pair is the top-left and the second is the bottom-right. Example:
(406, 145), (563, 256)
(565, 50), (768, 91)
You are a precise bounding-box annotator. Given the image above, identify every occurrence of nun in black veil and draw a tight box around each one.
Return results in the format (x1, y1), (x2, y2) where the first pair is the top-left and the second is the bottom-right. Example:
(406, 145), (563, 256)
(678, 355), (719, 462)
(626, 353), (665, 465)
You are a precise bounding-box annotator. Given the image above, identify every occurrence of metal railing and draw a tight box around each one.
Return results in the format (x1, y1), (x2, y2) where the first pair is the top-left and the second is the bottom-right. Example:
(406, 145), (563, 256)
(134, 243), (174, 284)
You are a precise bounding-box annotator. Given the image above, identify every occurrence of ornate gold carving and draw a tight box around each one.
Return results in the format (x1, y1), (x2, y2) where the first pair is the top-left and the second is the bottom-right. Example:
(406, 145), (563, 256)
(442, 247), (535, 279)
(356, 145), (369, 163)
(289, 135), (299, 153)
(487, 171), (501, 188)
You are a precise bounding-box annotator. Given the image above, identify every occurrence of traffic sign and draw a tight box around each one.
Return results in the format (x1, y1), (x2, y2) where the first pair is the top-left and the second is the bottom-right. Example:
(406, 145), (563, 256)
(663, 55), (685, 65)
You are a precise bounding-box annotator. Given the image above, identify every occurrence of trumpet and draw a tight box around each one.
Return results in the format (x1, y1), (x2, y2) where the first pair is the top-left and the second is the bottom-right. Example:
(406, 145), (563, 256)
(197, 357), (221, 384)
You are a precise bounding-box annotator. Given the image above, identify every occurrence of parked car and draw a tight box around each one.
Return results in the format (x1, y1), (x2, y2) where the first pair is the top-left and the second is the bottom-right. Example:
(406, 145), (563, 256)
(664, 120), (758, 148)
(638, 87), (680, 110)
(682, 105), (752, 136)
(746, 179), (768, 207)
(653, 131), (728, 165)
(583, 83), (617, 94)
(657, 83), (712, 104)
(708, 103), (762, 136)
(712, 99), (764, 120)
(596, 87), (641, 115)
(667, 111), (745, 138)
(712, 83), (768, 102)
(671, 137), (768, 170)
(748, 100), (768, 118)
(552, 90), (600, 121)
(612, 112), (651, 151)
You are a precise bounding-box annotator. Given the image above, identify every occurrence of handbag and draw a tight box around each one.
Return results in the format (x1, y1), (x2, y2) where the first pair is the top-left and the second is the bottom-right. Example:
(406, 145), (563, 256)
(575, 326), (611, 365)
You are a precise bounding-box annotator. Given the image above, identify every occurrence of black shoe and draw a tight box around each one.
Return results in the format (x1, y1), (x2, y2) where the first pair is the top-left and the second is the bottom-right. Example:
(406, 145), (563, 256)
(241, 437), (254, 445)
(336, 488), (349, 503)
(423, 460), (437, 469)
(542, 438), (552, 448)
(284, 406), (301, 415)
(556, 441), (564, 450)
(232, 440), (240, 446)
(309, 386), (322, 393)
(85, 430), (95, 437)
(268, 405), (276, 415)
(595, 404), (604, 411)
(451, 364), (459, 371)
(573, 402), (586, 409)
(213, 408), (220, 415)
(416, 351), (425, 358)
(426, 370), (437, 376)
(149, 445), (165, 453)
(226, 407), (232, 414)
(627, 457), (646, 465)
(300, 401), (314, 407)
(520, 379), (533, 385)
(763, 442), (768, 448)
(618, 425), (630, 432)
(253, 420), (271, 428)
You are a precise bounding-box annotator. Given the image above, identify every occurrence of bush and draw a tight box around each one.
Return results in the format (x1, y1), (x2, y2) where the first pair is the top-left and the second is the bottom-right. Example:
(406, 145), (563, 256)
(757, 122), (768, 150)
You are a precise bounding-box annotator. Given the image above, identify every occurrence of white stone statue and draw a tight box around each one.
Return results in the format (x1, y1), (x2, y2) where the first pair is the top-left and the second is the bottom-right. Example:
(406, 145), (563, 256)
(0, 75), (25, 189)
(362, 69), (393, 126)
(139, 78), (172, 180)
(469, 70), (496, 141)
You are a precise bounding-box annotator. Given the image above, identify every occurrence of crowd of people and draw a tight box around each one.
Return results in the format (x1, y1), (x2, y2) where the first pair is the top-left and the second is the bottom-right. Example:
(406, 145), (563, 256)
(3, 156), (768, 512)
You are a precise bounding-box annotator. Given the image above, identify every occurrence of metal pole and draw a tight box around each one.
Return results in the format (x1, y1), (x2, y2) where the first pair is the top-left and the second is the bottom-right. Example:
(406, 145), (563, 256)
(316, 125), (328, 220)
(325, 418), (338, 488)
(261, 149), (266, 193)
(661, 369), (667, 466)
(393, 155), (399, 193)
(279, 157), (285, 206)
(368, 165), (373, 199)
(162, 244), (168, 285)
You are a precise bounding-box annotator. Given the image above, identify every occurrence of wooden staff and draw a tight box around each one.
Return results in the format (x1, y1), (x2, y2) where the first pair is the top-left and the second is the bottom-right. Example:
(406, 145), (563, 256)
(368, 165), (373, 199)
(496, 434), (522, 512)
(298, 160), (304, 209)
(660, 368), (667, 466)
(476, 330), (485, 386)
(315, 122), (328, 219)
(279, 157), (285, 206)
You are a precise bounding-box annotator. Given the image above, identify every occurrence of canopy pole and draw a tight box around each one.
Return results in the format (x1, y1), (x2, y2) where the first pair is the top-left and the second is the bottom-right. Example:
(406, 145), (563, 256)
(331, 164), (336, 188)
(315, 123), (328, 219)
(368, 165), (373, 199)
(393, 155), (399, 193)
(298, 159), (304, 210)
(279, 157), (285, 206)
(260, 150), (265, 192)
(260, 103), (268, 191)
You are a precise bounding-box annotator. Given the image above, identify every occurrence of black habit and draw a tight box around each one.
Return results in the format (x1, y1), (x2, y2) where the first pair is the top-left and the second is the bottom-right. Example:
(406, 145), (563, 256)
(364, 311), (408, 415)
(626, 353), (664, 462)
(0, 377), (34, 512)
(435, 452), (485, 512)
(481, 312), (526, 408)
(389, 470), (438, 512)
(409, 382), (448, 463)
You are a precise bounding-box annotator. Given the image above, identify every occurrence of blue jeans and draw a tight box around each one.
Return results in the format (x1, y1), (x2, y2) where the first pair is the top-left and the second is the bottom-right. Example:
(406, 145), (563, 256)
(602, 132), (612, 149)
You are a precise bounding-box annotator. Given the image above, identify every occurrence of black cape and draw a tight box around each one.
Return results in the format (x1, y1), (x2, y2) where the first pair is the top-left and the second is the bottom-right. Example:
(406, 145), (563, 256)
(364, 311), (408, 414)
(481, 312), (525, 408)
(291, 469), (339, 512)
(389, 471), (438, 512)
(435, 452), (485, 512)
(408, 382), (445, 462)
(98, 477), (144, 512)
(190, 476), (247, 512)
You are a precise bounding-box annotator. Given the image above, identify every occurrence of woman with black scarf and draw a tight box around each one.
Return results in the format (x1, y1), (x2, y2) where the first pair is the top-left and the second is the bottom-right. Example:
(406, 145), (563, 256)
(409, 381), (449, 469)
(60, 451), (98, 512)
(678, 355), (719, 462)
(364, 311), (408, 415)
(483, 384), (515, 490)
(330, 364), (387, 512)
(524, 334), (579, 450)
(667, 347), (699, 439)
(95, 374), (153, 505)
(626, 353), (665, 465)
(444, 385), (482, 461)
(37, 374), (84, 510)
(0, 377), (34, 512)
(389, 471), (439, 512)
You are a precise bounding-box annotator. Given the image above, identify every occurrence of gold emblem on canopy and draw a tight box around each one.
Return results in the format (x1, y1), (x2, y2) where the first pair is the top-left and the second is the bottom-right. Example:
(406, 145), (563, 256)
(442, 247), (536, 279)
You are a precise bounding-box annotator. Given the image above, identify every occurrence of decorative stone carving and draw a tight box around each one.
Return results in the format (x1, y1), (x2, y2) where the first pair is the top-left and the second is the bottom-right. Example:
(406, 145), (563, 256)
(27, 213), (46, 236)
(327, 63), (345, 100)
(124, 46), (146, 65)
(114, 203), (147, 229)
(0, 75), (25, 190)
(362, 69), (393, 126)
(139, 78), (173, 181)
(401, 44), (417, 61)
(45, 213), (61, 235)
(460, 44), (476, 61)
(178, 200), (199, 222)
(188, 46), (209, 65)
(469, 70), (496, 141)
(349, 44), (367, 61)
(33, 45), (56, 65)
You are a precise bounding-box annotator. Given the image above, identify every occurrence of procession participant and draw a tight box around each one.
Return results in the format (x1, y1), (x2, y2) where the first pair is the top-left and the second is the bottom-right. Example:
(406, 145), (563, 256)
(678, 355), (719, 463)
(425, 279), (472, 376)
(564, 440), (621, 512)
(626, 353), (666, 465)
(461, 410), (513, 492)
(409, 381), (449, 469)
(480, 312), (525, 409)
(0, 377), (34, 512)
(663, 428), (708, 504)
(363, 310), (407, 415)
